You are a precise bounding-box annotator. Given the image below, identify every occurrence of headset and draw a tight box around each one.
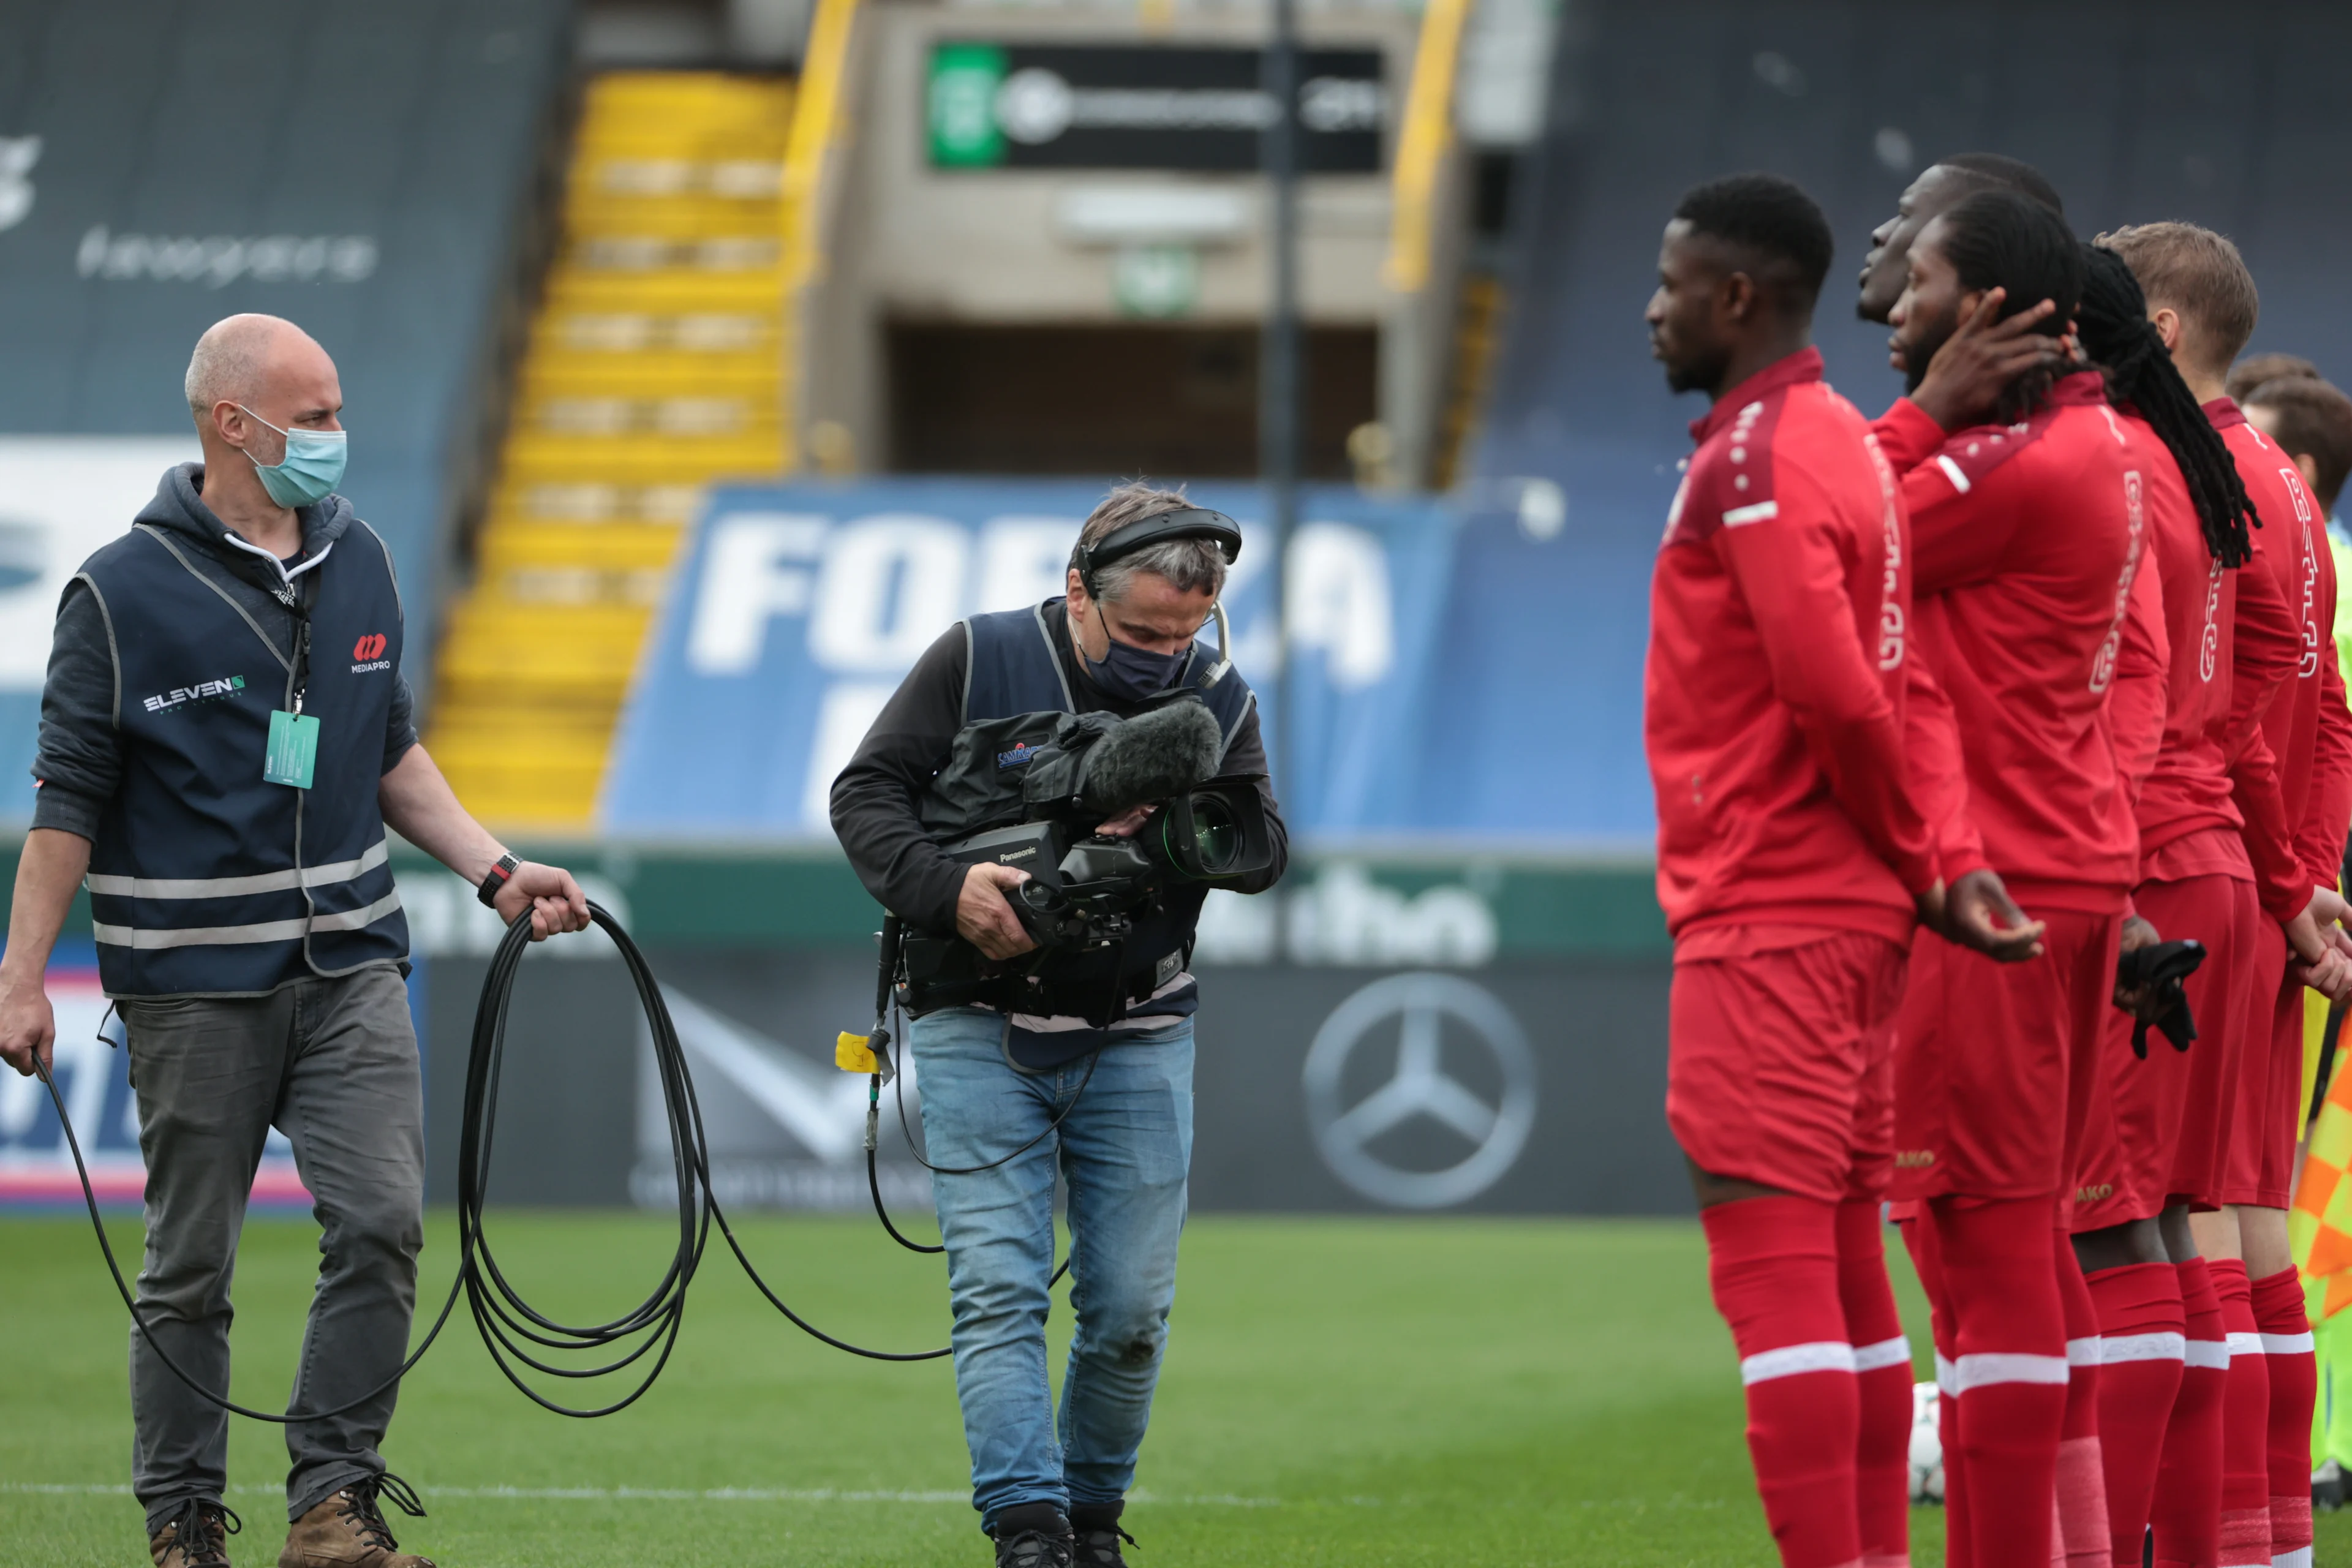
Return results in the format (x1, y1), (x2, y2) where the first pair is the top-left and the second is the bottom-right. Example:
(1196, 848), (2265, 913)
(1072, 507), (1244, 687)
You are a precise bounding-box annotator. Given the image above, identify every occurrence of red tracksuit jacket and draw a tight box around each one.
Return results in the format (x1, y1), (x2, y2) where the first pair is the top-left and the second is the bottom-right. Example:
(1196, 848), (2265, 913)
(2213, 398), (2352, 899)
(1645, 347), (1935, 947)
(1873, 373), (2151, 915)
(2124, 413), (2302, 917)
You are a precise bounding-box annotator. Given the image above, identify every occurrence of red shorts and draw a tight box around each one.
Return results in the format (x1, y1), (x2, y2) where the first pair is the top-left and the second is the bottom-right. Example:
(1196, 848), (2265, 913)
(1666, 926), (1910, 1205)
(1892, 907), (2119, 1204)
(2073, 870), (2261, 1227)
(2219, 918), (2298, 1209)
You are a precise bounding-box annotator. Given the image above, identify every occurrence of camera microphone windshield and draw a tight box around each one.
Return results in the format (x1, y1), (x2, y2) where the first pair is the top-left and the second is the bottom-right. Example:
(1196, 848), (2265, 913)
(1077, 700), (1224, 815)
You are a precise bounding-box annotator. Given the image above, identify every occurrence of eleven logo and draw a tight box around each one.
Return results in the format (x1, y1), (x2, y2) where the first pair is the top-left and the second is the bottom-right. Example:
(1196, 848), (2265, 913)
(350, 632), (390, 673)
(143, 674), (245, 714)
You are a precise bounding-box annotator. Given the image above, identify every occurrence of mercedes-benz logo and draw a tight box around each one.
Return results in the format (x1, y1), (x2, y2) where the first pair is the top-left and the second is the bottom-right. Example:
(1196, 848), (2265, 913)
(1301, 973), (1537, 1210)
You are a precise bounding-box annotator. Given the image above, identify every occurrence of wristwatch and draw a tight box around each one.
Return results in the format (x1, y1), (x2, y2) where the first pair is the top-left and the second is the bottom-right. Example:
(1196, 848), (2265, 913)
(477, 852), (521, 908)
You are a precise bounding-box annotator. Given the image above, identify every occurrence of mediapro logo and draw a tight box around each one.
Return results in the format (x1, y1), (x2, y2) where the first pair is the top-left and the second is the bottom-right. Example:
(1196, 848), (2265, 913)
(350, 632), (390, 673)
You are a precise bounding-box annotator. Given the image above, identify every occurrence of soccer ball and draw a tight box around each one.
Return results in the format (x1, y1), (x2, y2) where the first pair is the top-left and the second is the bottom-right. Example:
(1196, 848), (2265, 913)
(1908, 1381), (1944, 1504)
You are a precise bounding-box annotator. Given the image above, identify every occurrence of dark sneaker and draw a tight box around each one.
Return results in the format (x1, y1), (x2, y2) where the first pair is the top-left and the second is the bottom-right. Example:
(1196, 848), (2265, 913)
(151, 1499), (241, 1568)
(1070, 1502), (1136, 1567)
(279, 1472), (434, 1568)
(992, 1502), (1074, 1568)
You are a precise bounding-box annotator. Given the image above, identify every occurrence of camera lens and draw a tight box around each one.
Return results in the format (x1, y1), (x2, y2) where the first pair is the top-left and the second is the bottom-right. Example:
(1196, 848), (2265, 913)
(1188, 794), (1238, 873)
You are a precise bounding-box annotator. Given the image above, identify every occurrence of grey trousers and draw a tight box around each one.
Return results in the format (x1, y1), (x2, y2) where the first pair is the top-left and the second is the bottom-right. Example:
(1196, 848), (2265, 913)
(121, 965), (424, 1534)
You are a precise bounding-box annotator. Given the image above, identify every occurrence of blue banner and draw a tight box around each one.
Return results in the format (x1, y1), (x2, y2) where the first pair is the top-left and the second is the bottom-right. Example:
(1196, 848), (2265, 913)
(601, 479), (1457, 840)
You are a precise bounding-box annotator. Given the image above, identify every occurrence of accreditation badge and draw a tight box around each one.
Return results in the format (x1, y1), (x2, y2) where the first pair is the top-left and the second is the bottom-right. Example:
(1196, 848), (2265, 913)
(264, 709), (320, 789)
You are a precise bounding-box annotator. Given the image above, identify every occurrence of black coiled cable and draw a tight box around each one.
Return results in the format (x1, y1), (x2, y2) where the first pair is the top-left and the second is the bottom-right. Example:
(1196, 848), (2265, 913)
(42, 902), (957, 1430)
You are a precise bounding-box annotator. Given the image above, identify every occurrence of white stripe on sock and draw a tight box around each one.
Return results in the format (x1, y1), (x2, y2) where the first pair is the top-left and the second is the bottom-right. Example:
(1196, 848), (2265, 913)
(2226, 1331), (2264, 1357)
(2260, 1332), (2315, 1355)
(1935, 1352), (1957, 1396)
(1948, 1352), (2071, 1392)
(1852, 1335), (1912, 1373)
(2100, 1332), (2186, 1365)
(2272, 1547), (2312, 1568)
(2184, 1340), (2231, 1370)
(2066, 1336), (2103, 1367)
(1740, 1341), (1857, 1385)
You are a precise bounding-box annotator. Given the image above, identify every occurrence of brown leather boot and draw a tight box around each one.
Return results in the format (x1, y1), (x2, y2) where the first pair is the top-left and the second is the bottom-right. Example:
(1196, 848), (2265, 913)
(277, 1473), (434, 1568)
(150, 1499), (240, 1568)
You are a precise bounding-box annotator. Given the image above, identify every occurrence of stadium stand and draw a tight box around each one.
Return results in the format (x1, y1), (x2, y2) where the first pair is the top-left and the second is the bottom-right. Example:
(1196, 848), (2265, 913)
(427, 72), (798, 827)
(0, 0), (571, 649)
(1457, 0), (2352, 845)
(0, 0), (571, 815)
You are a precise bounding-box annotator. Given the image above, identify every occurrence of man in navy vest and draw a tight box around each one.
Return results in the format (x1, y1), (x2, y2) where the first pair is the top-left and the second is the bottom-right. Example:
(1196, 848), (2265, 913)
(832, 485), (1287, 1568)
(0, 314), (590, 1568)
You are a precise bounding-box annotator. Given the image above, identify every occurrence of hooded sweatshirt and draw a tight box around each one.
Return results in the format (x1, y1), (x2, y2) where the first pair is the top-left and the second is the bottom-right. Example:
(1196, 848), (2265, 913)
(30, 463), (417, 836)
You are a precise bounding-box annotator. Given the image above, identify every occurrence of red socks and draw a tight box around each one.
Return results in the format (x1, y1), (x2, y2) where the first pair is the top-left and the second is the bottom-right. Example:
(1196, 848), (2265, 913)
(1932, 1197), (2068, 1568)
(1703, 1195), (1861, 1568)
(2054, 1241), (2112, 1568)
(2209, 1260), (2272, 1567)
(2250, 1265), (2315, 1568)
(2086, 1261), (2186, 1567)
(2155, 1257), (2227, 1568)
(1838, 1200), (1912, 1568)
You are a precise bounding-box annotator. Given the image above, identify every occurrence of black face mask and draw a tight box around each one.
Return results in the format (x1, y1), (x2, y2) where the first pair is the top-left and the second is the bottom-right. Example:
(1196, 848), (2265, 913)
(1081, 630), (1189, 700)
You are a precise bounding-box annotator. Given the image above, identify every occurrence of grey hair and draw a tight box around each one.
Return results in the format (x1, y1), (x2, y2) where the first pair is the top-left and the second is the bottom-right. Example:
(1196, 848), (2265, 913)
(183, 314), (291, 420)
(1072, 482), (1229, 605)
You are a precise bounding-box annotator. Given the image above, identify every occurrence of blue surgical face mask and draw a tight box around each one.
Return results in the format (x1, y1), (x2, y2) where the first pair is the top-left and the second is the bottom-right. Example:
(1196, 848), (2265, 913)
(1081, 609), (1190, 700)
(238, 406), (347, 508)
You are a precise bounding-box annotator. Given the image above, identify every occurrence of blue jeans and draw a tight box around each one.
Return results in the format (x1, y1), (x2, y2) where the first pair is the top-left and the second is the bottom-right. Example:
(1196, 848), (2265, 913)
(910, 1008), (1194, 1531)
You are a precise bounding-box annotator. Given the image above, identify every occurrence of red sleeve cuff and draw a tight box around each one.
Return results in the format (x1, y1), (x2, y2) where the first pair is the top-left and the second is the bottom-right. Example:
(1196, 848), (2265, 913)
(1871, 398), (1948, 471)
(2259, 876), (2310, 927)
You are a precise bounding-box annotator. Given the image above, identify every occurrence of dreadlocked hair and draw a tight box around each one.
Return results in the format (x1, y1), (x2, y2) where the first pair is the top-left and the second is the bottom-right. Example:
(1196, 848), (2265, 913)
(2078, 243), (2257, 566)
(1932, 190), (2081, 424)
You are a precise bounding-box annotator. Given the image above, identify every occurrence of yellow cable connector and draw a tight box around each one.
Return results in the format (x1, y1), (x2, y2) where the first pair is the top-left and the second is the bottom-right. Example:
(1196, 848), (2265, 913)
(836, 1031), (878, 1073)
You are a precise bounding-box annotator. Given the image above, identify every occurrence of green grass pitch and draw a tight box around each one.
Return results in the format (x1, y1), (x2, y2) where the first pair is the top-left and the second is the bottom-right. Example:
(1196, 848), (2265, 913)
(3, 1211), (2345, 1566)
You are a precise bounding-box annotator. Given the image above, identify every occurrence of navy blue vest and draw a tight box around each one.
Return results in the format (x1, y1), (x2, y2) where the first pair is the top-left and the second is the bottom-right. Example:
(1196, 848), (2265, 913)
(959, 601), (1255, 750)
(78, 521), (409, 997)
(937, 601), (1255, 1030)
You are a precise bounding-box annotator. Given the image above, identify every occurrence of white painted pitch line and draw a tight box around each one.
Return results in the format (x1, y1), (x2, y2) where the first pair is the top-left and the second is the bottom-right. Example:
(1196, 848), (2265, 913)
(0, 1482), (1305, 1508)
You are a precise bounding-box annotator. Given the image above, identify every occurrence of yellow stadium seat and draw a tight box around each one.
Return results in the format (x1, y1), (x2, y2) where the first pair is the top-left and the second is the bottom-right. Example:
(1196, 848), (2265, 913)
(424, 67), (801, 827)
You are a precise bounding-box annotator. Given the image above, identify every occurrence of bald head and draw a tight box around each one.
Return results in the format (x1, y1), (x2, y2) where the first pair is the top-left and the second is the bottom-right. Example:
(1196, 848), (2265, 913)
(184, 314), (332, 423)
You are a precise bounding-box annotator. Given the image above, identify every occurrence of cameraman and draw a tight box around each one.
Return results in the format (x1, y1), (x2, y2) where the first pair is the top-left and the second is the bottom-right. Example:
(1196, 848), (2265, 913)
(830, 485), (1286, 1568)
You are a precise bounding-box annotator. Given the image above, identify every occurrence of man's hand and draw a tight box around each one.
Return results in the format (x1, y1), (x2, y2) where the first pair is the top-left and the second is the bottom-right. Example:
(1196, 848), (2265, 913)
(0, 971), (55, 1078)
(1094, 804), (1159, 839)
(2288, 886), (2352, 997)
(957, 862), (1038, 960)
(1942, 867), (2047, 962)
(1908, 288), (2069, 431)
(492, 861), (592, 941)
(1915, 880), (1947, 934)
(2114, 913), (2162, 1017)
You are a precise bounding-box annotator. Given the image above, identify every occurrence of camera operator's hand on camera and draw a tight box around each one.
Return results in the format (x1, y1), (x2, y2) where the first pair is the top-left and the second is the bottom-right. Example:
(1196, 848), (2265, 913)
(493, 861), (592, 941)
(959, 863), (1038, 960)
(1943, 867), (2047, 962)
(1094, 804), (1159, 839)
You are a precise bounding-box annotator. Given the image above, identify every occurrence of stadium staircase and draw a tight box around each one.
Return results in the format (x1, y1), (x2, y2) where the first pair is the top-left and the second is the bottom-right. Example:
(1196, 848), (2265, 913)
(428, 72), (797, 827)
